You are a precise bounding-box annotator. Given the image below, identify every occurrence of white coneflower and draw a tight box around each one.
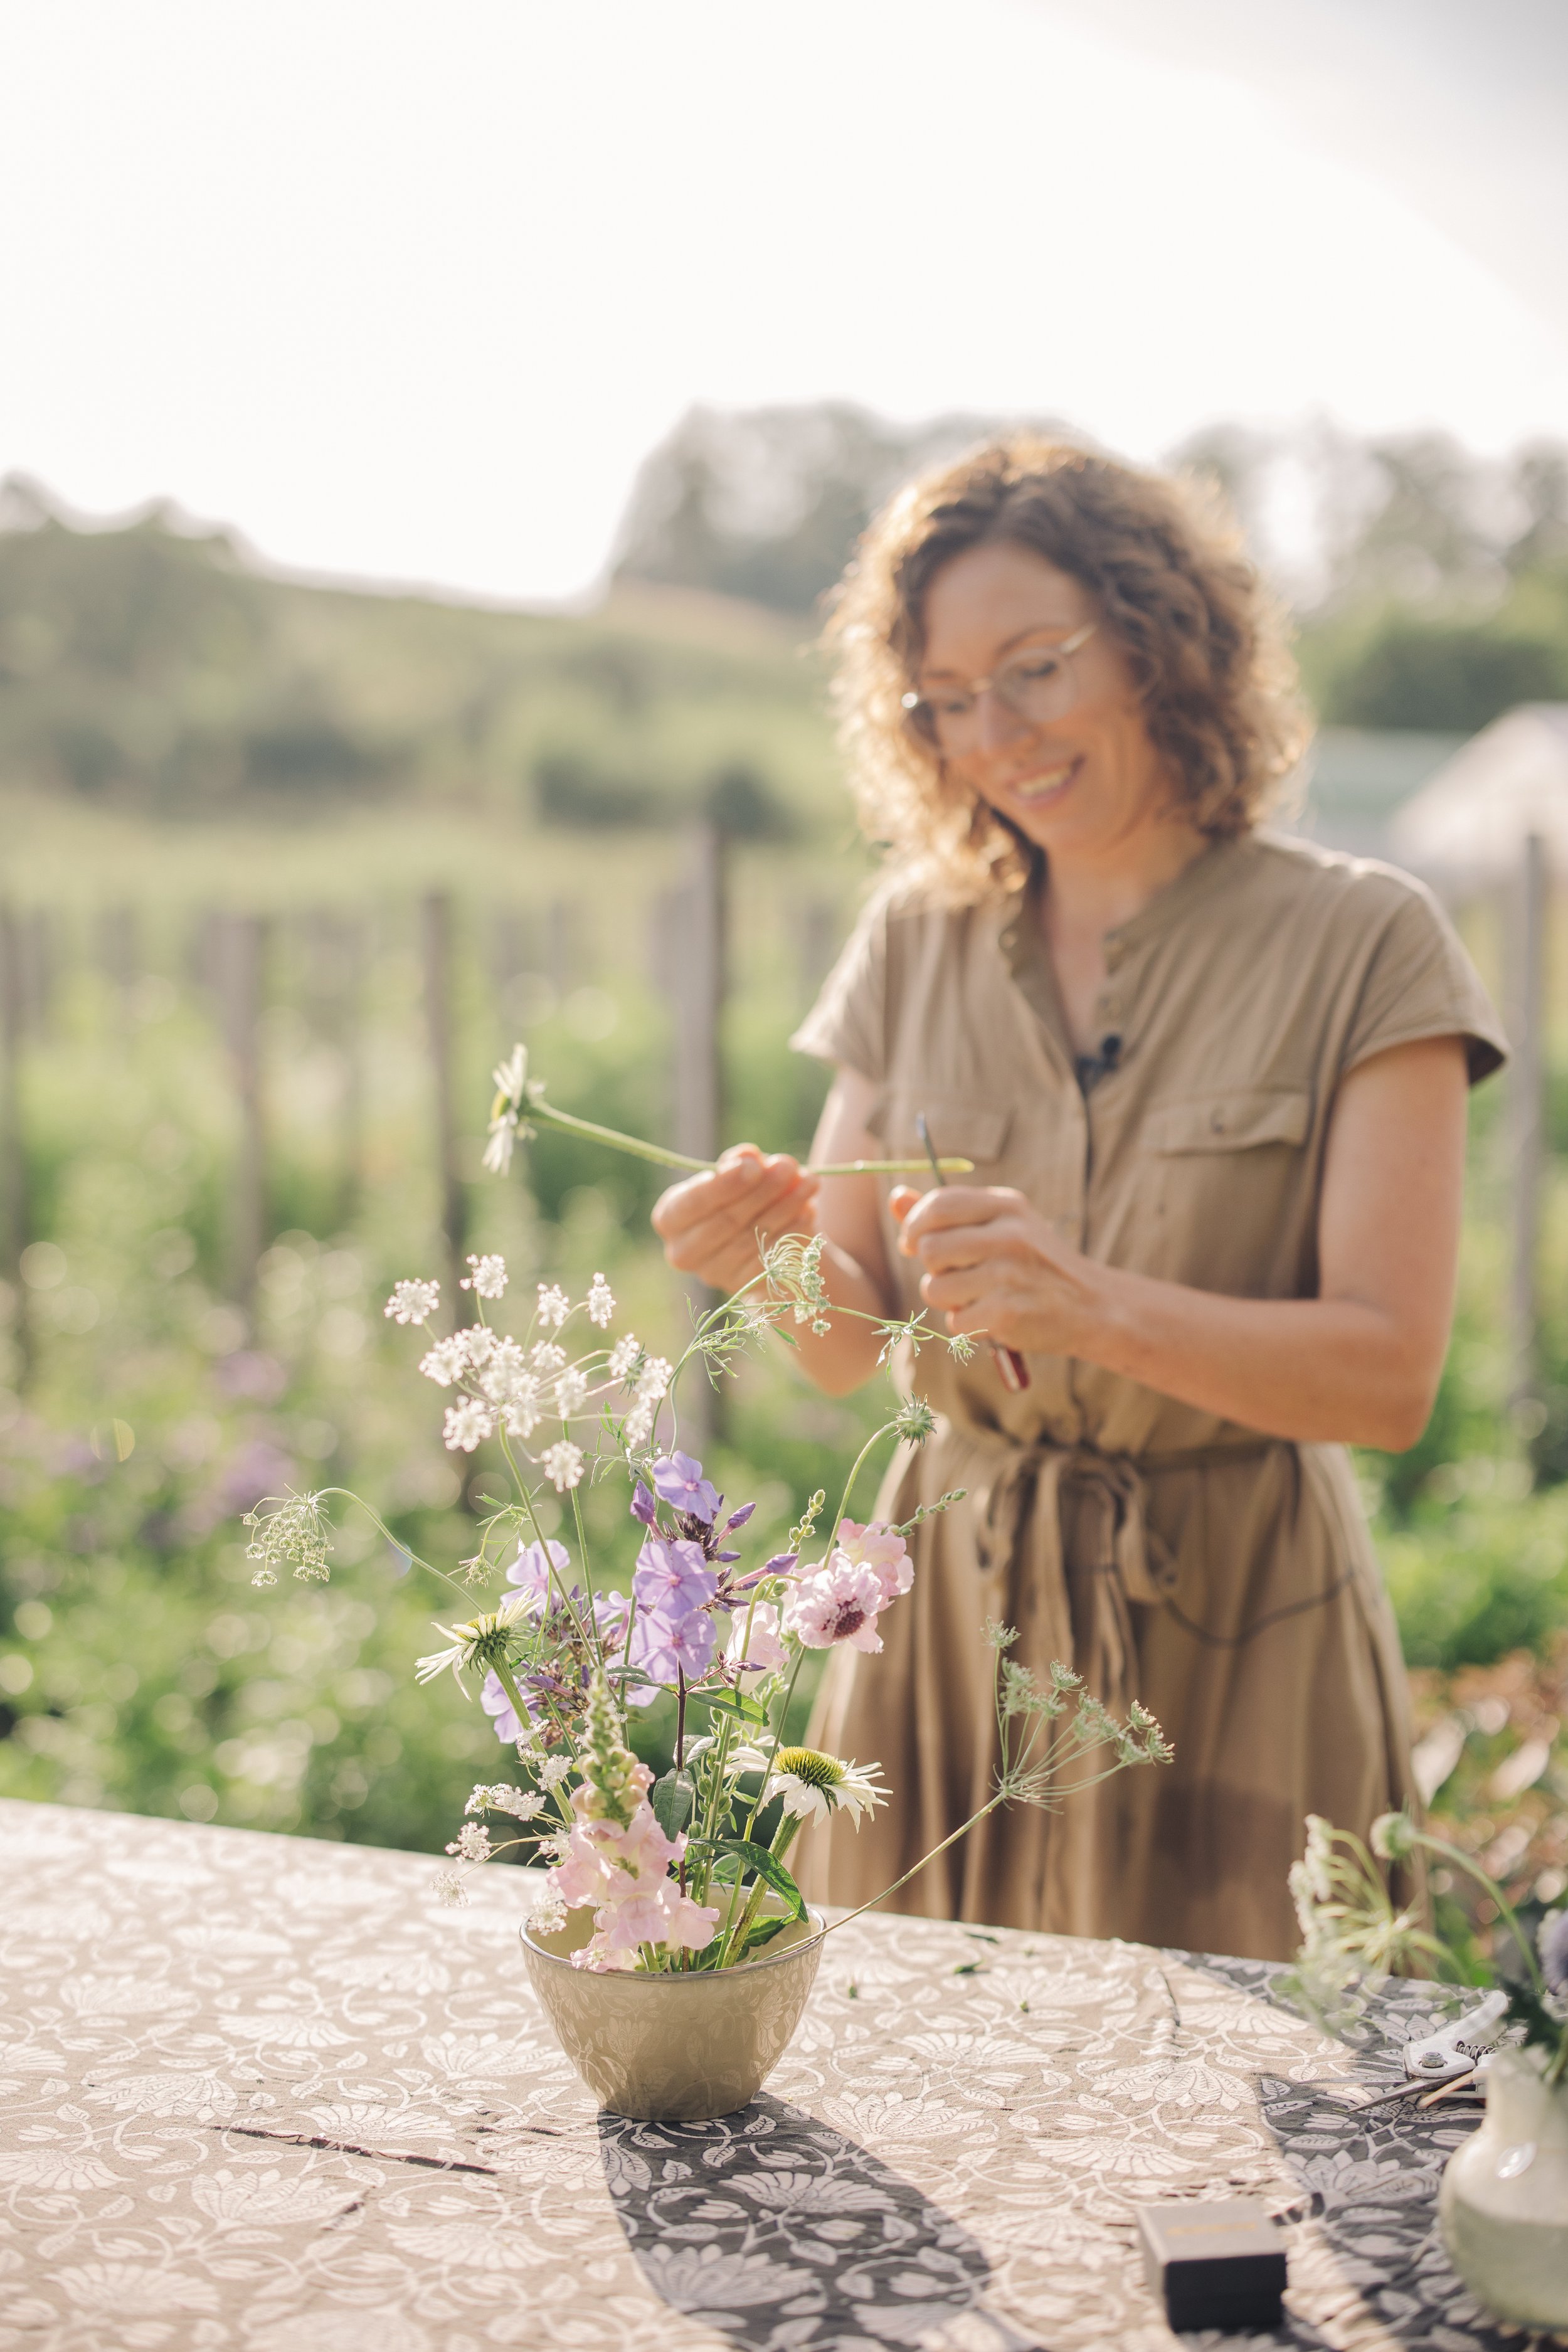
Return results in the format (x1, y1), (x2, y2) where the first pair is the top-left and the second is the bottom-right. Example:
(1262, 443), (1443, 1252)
(415, 1591), (531, 1688)
(385, 1278), (440, 1327)
(443, 1399), (495, 1453)
(608, 1334), (640, 1384)
(554, 1368), (590, 1419)
(541, 1440), (585, 1493)
(586, 1273), (615, 1328)
(765, 1747), (887, 1828)
(462, 1253), (508, 1298)
(536, 1283), (571, 1330)
(419, 1335), (469, 1387)
(482, 1045), (530, 1177)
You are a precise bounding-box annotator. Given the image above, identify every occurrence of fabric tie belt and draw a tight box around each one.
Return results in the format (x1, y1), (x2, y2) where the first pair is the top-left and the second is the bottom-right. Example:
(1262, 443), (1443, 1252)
(945, 1425), (1279, 1719)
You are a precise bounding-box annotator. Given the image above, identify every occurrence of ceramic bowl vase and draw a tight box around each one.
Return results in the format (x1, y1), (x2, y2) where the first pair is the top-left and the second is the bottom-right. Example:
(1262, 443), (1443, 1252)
(521, 1905), (826, 2121)
(1438, 2048), (1568, 2331)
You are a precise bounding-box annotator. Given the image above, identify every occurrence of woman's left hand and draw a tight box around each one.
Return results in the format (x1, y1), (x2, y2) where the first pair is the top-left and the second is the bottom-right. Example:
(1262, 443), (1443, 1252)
(891, 1183), (1106, 1356)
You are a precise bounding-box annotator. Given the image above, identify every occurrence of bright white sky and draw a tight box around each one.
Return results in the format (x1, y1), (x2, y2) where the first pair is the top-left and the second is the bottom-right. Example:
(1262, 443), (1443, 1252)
(4, 0), (1566, 603)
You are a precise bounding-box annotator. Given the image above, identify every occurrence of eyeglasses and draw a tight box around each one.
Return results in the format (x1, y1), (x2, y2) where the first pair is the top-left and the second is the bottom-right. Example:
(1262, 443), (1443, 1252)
(901, 621), (1099, 756)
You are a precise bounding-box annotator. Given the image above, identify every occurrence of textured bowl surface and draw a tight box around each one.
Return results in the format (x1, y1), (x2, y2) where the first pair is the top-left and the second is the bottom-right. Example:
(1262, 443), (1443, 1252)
(521, 1906), (825, 2121)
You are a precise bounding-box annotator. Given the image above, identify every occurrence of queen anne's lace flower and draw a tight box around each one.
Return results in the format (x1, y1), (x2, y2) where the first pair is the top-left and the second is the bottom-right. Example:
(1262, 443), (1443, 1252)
(502, 1391), (544, 1438)
(530, 1342), (567, 1376)
(635, 1356), (672, 1402)
(586, 1273), (615, 1327)
(555, 1368), (590, 1418)
(446, 1820), (493, 1862)
(443, 1398), (495, 1453)
(608, 1335), (640, 1384)
(385, 1278), (440, 1327)
(432, 1870), (469, 1907)
(536, 1283), (571, 1330)
(418, 1335), (469, 1387)
(243, 1491), (334, 1586)
(623, 1398), (655, 1447)
(462, 1253), (507, 1298)
(542, 1440), (585, 1493)
(539, 1755), (573, 1790)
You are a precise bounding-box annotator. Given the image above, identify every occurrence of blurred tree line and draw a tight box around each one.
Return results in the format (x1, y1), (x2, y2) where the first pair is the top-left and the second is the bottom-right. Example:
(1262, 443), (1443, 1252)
(615, 406), (1568, 734)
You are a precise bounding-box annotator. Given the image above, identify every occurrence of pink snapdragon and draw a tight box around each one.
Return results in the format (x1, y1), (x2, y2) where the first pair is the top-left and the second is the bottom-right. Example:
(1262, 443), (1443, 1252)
(548, 1766), (720, 1971)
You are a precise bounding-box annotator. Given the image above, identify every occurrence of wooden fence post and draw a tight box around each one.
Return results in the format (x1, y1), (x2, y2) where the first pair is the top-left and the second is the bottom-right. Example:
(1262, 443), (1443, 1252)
(423, 892), (468, 1320)
(670, 823), (726, 1446)
(0, 907), (31, 1377)
(218, 913), (268, 1315)
(1509, 832), (1549, 1413)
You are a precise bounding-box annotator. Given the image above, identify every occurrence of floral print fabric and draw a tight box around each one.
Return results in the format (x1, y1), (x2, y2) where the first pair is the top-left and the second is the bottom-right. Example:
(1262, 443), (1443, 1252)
(0, 1798), (1522, 2349)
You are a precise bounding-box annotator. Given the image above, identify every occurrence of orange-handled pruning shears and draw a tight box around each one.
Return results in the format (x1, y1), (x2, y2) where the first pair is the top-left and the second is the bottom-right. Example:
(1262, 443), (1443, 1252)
(914, 1111), (1031, 1395)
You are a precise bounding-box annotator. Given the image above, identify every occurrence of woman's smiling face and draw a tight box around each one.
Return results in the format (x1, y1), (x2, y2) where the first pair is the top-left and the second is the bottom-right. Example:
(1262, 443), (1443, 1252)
(918, 539), (1179, 862)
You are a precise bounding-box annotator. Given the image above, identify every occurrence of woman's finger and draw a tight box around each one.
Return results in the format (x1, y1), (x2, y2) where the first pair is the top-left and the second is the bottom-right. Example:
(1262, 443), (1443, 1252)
(896, 1184), (1021, 1252)
(912, 1219), (1033, 1275)
(654, 1153), (815, 1242)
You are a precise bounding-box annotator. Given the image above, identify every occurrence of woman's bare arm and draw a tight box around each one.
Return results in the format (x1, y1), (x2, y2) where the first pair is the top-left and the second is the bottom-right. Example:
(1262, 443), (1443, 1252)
(650, 1068), (898, 1396)
(897, 1036), (1469, 1451)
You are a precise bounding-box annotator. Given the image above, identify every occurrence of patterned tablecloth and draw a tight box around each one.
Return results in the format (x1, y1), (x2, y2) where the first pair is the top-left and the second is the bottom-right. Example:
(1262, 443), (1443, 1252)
(0, 1796), (1536, 2352)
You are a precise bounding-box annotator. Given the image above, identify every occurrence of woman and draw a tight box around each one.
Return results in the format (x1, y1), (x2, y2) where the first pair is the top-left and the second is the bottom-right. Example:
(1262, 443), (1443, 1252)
(652, 438), (1505, 1962)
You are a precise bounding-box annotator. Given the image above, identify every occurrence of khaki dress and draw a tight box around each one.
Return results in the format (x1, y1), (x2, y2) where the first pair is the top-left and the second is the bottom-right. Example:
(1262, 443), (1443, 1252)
(791, 830), (1506, 1962)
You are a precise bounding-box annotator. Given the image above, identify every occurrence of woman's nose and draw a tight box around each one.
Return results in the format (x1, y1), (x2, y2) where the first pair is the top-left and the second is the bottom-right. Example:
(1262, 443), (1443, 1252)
(975, 686), (1032, 754)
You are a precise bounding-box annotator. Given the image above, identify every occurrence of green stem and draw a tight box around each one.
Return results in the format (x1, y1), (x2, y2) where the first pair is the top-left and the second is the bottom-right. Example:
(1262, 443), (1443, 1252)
(524, 1094), (970, 1178)
(1411, 1828), (1548, 2001)
(828, 1419), (899, 1552)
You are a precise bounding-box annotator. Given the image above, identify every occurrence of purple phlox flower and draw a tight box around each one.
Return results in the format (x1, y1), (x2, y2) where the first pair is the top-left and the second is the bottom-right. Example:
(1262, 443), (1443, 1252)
(594, 1587), (631, 1645)
(633, 1534), (718, 1623)
(628, 1604), (718, 1688)
(507, 1538), (572, 1609)
(652, 1452), (721, 1525)
(713, 1548), (741, 1565)
(480, 1667), (531, 1744)
(630, 1482), (659, 1528)
(725, 1500), (757, 1531)
(726, 1551), (798, 1595)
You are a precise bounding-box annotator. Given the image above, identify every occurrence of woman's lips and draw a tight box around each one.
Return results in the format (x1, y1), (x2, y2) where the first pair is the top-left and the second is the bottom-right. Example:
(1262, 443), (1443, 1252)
(1001, 754), (1083, 805)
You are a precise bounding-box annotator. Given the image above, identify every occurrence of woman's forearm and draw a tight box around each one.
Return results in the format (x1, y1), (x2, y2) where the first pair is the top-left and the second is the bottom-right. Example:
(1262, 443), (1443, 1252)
(1081, 1264), (1438, 1451)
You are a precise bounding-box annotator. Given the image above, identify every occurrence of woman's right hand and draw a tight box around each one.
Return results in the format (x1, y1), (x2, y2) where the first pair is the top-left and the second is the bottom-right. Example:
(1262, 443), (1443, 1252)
(651, 1145), (820, 1295)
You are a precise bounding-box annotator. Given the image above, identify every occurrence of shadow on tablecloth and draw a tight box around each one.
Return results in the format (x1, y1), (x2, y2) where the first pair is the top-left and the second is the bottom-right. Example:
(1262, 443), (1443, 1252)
(600, 2093), (1042, 2351)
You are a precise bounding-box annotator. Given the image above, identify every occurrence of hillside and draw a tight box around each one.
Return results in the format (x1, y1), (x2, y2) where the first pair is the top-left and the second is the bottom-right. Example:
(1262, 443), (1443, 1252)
(0, 482), (838, 839)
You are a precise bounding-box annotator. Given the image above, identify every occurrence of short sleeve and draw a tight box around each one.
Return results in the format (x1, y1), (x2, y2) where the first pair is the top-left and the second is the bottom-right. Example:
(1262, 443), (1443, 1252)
(789, 893), (889, 1083)
(1342, 882), (1508, 1086)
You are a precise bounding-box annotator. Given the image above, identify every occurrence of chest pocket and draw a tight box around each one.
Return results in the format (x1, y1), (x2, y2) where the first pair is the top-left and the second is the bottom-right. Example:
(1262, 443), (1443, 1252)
(872, 1091), (1013, 1170)
(1145, 1086), (1311, 1156)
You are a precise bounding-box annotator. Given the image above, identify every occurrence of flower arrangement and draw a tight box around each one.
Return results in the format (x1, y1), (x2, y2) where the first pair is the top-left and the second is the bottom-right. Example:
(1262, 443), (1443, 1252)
(1288, 1809), (1567, 2087)
(243, 1047), (1172, 1974)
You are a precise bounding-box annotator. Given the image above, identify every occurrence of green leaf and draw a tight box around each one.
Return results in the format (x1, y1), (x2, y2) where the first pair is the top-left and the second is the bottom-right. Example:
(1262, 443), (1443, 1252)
(650, 1769), (696, 1839)
(702, 1688), (768, 1725)
(688, 1836), (807, 1922)
(739, 1916), (791, 1956)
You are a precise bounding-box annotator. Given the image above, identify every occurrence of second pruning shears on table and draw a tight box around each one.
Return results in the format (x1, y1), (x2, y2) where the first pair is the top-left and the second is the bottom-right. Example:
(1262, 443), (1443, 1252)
(915, 1111), (1031, 1395)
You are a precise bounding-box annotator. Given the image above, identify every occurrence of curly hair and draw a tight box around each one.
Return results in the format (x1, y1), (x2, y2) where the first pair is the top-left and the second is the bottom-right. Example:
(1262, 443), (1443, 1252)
(824, 435), (1308, 902)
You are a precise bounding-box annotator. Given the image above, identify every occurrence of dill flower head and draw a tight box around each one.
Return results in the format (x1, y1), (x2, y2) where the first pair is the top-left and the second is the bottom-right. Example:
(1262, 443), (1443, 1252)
(766, 1747), (887, 1828)
(243, 1491), (334, 1587)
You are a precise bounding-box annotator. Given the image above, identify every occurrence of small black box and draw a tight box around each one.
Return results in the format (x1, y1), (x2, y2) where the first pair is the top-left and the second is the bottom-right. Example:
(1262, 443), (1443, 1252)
(1135, 2198), (1287, 2334)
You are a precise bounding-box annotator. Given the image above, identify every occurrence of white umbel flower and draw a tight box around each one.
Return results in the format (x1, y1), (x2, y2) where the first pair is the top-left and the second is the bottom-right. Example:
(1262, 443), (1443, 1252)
(608, 1335), (640, 1384)
(443, 1398), (494, 1453)
(536, 1283), (571, 1330)
(386, 1278), (440, 1327)
(462, 1253), (508, 1298)
(554, 1368), (590, 1419)
(419, 1335), (469, 1387)
(586, 1273), (615, 1328)
(541, 1440), (585, 1493)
